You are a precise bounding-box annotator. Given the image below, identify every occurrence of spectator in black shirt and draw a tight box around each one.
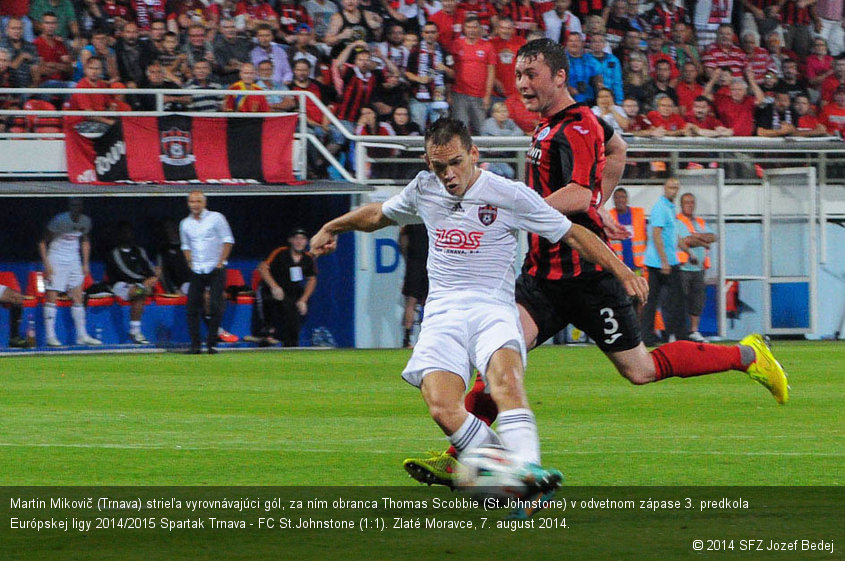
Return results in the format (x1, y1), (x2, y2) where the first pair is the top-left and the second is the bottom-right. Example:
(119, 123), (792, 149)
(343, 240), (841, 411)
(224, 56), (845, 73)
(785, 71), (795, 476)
(251, 228), (318, 347)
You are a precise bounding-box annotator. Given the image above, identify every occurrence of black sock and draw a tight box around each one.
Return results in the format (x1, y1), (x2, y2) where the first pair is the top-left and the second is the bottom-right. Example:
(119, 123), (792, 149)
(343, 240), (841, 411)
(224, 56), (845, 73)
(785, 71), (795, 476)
(9, 304), (21, 338)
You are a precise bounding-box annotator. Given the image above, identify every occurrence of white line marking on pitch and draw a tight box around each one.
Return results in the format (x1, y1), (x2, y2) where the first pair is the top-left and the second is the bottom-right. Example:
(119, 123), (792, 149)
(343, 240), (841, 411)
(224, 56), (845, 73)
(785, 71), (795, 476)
(0, 442), (840, 457)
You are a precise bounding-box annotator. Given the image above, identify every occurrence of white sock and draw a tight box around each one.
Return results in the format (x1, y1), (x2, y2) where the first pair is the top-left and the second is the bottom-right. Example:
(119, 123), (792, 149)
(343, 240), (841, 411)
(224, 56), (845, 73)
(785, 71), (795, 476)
(496, 408), (540, 465)
(71, 305), (89, 339)
(449, 414), (501, 457)
(129, 320), (141, 335)
(44, 302), (57, 339)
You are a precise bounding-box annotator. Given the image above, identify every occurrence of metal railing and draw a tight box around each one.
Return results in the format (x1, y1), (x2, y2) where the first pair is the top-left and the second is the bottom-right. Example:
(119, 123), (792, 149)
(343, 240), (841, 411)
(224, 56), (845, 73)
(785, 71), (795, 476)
(1, 86), (844, 188)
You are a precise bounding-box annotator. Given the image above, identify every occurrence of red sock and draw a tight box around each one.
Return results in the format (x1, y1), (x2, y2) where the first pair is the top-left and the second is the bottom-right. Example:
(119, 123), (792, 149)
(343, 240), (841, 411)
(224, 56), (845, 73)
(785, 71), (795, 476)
(651, 341), (744, 381)
(446, 375), (499, 457)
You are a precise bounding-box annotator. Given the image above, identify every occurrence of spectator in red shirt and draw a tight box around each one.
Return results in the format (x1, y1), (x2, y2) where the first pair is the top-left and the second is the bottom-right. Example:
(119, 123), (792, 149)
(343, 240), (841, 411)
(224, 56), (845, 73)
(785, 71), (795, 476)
(821, 57), (845, 106)
(645, 29), (679, 80)
(450, 14), (496, 134)
(793, 93), (828, 136)
(820, 85), (845, 133)
(684, 95), (732, 137)
(702, 23), (748, 79)
(33, 11), (70, 86)
(676, 61), (703, 115)
(429, 0), (461, 51)
(490, 16), (525, 100)
(740, 30), (777, 83)
(71, 57), (114, 127)
(645, 93), (686, 136)
(704, 66), (766, 136)
(235, 0), (279, 32)
(806, 37), (835, 89)
(457, 0), (494, 35)
(499, 0), (541, 38)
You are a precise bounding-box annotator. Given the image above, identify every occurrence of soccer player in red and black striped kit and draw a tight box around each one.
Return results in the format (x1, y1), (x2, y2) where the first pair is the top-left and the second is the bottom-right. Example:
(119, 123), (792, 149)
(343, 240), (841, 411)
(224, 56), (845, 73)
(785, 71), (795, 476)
(403, 39), (790, 489)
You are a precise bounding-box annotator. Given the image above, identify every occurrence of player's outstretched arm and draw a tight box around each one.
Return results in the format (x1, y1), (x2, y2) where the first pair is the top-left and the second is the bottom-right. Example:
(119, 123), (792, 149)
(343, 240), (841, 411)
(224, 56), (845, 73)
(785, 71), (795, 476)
(310, 202), (396, 257)
(563, 224), (649, 304)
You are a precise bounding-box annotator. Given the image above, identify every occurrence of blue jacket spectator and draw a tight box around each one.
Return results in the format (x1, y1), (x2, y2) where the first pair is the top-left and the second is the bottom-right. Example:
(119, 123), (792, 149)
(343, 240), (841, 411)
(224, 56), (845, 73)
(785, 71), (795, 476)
(565, 34), (604, 103)
(589, 35), (624, 105)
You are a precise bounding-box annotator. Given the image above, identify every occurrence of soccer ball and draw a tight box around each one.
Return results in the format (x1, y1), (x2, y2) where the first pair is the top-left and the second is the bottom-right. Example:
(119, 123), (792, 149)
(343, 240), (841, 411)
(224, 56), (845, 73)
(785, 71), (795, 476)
(455, 445), (528, 499)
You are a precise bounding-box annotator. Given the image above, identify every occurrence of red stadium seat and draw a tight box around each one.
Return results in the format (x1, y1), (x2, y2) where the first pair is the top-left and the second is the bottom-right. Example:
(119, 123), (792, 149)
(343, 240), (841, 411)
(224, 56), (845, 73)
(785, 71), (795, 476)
(251, 269), (262, 291)
(226, 268), (254, 303)
(153, 281), (187, 305)
(0, 271), (37, 308)
(23, 99), (62, 135)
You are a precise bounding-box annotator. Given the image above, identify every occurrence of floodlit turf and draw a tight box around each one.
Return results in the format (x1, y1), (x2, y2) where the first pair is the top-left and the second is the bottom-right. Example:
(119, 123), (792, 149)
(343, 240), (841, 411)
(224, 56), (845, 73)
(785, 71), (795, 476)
(0, 342), (841, 487)
(1, 343), (841, 560)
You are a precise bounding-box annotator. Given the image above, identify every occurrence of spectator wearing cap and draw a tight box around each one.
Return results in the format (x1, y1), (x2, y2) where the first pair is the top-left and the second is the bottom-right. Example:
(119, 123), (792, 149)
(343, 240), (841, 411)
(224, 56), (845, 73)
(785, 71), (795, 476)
(820, 85), (845, 134)
(276, 0), (313, 45)
(287, 24), (321, 79)
(644, 28), (679, 81)
(250, 228), (318, 347)
(251, 23), (293, 85)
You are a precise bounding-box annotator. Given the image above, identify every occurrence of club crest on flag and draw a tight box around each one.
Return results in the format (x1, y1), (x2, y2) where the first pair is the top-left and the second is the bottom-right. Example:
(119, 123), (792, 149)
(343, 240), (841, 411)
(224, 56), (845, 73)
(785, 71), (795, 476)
(160, 127), (196, 166)
(477, 204), (497, 226)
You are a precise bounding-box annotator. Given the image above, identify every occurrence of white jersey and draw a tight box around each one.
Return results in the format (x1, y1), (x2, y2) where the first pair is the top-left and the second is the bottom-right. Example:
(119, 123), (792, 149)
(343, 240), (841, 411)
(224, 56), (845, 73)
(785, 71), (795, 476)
(46, 211), (92, 263)
(382, 169), (572, 313)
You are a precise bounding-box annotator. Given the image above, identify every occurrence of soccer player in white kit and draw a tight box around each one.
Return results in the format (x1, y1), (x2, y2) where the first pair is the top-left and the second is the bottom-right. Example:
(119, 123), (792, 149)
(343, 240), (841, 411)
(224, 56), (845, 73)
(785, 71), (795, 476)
(311, 119), (646, 512)
(38, 198), (102, 346)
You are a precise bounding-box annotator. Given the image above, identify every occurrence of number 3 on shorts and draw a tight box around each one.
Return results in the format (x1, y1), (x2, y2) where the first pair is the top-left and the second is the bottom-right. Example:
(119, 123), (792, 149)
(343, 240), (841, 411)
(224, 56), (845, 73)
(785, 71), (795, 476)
(600, 307), (622, 345)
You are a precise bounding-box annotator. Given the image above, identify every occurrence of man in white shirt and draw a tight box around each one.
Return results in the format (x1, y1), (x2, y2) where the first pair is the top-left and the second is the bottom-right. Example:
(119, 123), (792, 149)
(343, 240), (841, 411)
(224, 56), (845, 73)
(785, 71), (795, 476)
(310, 118), (646, 518)
(38, 198), (102, 347)
(179, 191), (235, 354)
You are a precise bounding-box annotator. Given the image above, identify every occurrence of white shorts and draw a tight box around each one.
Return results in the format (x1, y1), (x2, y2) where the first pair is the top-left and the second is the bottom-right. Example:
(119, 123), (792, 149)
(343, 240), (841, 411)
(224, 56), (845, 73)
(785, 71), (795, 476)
(45, 261), (83, 293)
(112, 281), (145, 301)
(401, 302), (527, 389)
(0, 284), (7, 299)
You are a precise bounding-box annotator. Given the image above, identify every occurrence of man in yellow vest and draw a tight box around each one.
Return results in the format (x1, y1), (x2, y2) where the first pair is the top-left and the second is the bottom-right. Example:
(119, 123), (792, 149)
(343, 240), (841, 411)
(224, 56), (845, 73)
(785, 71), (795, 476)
(608, 187), (647, 273)
(677, 193), (718, 343)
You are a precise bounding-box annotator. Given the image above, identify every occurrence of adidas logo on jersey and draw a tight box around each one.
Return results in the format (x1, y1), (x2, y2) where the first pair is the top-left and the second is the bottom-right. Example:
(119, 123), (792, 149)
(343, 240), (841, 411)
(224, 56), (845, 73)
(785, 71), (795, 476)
(451, 202), (464, 213)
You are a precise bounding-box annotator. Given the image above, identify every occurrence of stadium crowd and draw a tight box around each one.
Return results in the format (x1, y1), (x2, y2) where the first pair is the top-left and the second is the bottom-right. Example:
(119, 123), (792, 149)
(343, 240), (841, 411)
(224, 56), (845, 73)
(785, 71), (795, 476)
(1, 0), (844, 171)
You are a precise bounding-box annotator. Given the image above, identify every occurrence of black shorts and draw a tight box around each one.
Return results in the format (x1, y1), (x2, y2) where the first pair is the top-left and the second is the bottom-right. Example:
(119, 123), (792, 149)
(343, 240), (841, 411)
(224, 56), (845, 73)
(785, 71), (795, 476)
(402, 262), (428, 301)
(515, 272), (642, 353)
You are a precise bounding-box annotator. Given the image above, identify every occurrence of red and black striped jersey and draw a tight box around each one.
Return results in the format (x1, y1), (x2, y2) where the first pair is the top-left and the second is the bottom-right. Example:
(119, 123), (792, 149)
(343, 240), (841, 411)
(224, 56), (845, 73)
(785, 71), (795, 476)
(523, 103), (611, 280)
(781, 0), (812, 25)
(336, 65), (379, 121)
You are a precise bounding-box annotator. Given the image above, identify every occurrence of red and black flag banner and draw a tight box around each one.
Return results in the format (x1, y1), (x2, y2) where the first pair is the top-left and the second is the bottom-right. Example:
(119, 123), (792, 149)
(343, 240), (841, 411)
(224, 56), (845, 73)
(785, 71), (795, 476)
(66, 115), (298, 184)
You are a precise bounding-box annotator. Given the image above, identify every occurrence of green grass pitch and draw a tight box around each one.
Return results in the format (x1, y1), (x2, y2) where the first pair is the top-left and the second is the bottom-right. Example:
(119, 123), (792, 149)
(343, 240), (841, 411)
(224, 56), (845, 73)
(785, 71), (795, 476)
(0, 342), (841, 561)
(0, 342), (841, 486)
